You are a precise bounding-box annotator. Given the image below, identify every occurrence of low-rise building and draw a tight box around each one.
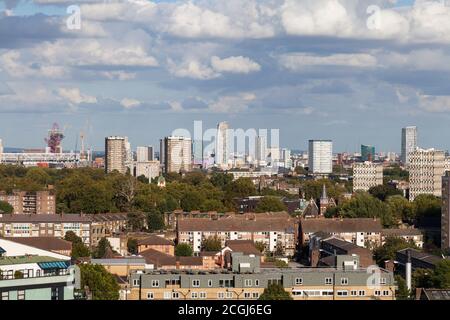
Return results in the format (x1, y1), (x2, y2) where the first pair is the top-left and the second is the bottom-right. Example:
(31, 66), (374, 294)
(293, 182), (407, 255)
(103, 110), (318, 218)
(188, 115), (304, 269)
(299, 218), (382, 248)
(128, 253), (395, 300)
(381, 228), (424, 248)
(6, 237), (72, 257)
(91, 257), (150, 277)
(137, 235), (175, 255)
(0, 213), (127, 247)
(177, 212), (298, 256)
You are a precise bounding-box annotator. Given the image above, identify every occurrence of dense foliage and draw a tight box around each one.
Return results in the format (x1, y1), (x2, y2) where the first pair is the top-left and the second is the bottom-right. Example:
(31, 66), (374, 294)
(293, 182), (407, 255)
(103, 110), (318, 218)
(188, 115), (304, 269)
(259, 283), (293, 300)
(79, 264), (120, 300)
(175, 243), (193, 257)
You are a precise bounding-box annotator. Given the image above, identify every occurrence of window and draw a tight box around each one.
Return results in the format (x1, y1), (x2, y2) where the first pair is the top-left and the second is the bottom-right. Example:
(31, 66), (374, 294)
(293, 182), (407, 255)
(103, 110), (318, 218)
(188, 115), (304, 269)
(255, 280), (260, 286)
(217, 292), (225, 299)
(340, 278), (348, 285)
(172, 292), (180, 299)
(17, 290), (25, 300)
(252, 292), (259, 299)
(380, 278), (387, 285)
(219, 279), (234, 288)
(244, 279), (253, 287)
(51, 287), (60, 300)
(147, 292), (154, 300)
(244, 292), (251, 299)
(374, 290), (381, 296)
(163, 292), (171, 300)
(151, 280), (159, 288)
(192, 280), (200, 287)
(359, 290), (366, 296)
(350, 290), (357, 296)
(295, 278), (303, 285)
(226, 292), (233, 299)
(325, 277), (333, 285)
(199, 292), (207, 299)
(191, 292), (198, 299)
(382, 290), (389, 296)
(208, 280), (213, 287)
(337, 290), (348, 297)
(133, 279), (140, 287)
(1, 292), (9, 300)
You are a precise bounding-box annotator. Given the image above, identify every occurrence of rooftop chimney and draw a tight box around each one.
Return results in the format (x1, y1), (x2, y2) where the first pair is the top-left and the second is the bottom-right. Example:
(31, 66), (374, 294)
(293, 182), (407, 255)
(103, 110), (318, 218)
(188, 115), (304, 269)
(406, 250), (412, 291)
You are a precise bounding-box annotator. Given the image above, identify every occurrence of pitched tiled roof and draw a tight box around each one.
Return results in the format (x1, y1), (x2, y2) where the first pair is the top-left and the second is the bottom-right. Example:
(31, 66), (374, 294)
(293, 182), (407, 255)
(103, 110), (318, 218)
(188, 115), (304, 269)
(300, 218), (382, 233)
(382, 228), (423, 236)
(137, 235), (174, 246)
(177, 256), (203, 266)
(178, 213), (296, 232)
(7, 237), (72, 252)
(224, 240), (262, 256)
(139, 248), (176, 267)
(0, 213), (127, 223)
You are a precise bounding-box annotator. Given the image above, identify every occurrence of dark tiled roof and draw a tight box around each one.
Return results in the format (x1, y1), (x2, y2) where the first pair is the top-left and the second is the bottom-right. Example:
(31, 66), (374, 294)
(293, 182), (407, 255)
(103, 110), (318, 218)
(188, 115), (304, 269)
(0, 213), (127, 223)
(137, 235), (174, 246)
(225, 240), (262, 256)
(139, 248), (176, 267)
(177, 256), (203, 266)
(420, 289), (450, 300)
(178, 213), (296, 232)
(397, 248), (444, 266)
(6, 237), (72, 252)
(382, 228), (422, 236)
(300, 218), (382, 233)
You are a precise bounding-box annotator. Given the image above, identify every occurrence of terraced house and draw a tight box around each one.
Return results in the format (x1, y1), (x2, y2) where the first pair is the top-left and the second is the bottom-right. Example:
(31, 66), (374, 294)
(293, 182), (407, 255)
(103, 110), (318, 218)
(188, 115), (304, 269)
(128, 253), (395, 301)
(177, 212), (298, 256)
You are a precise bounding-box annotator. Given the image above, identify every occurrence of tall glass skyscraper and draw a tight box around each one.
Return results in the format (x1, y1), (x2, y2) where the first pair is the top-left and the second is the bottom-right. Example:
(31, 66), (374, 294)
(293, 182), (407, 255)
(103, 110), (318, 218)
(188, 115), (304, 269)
(361, 144), (375, 161)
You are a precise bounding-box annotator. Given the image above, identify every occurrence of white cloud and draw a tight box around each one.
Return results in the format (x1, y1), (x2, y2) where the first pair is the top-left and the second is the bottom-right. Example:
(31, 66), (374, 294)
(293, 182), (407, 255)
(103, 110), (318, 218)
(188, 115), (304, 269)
(279, 53), (378, 70)
(419, 94), (450, 112)
(211, 56), (261, 74)
(168, 58), (219, 80)
(58, 87), (97, 104)
(120, 98), (141, 109)
(208, 92), (256, 113)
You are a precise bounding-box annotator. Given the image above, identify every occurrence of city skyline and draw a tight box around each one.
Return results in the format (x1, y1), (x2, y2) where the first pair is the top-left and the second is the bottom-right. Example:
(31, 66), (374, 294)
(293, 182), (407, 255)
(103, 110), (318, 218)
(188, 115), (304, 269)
(1, 0), (450, 152)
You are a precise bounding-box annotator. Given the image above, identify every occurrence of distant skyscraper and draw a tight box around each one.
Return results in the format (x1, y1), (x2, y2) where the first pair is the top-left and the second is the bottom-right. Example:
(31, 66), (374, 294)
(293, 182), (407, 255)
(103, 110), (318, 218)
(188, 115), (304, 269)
(215, 122), (230, 169)
(308, 140), (333, 174)
(105, 136), (127, 174)
(361, 145), (375, 162)
(193, 139), (203, 166)
(401, 126), (417, 165)
(255, 135), (267, 165)
(164, 136), (192, 173)
(136, 146), (154, 162)
(409, 148), (445, 201)
(442, 171), (450, 250)
(159, 139), (165, 167)
(281, 148), (291, 169)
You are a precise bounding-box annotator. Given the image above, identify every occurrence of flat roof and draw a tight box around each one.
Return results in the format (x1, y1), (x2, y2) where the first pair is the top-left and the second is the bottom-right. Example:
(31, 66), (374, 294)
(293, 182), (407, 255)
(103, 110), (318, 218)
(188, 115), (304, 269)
(0, 255), (66, 266)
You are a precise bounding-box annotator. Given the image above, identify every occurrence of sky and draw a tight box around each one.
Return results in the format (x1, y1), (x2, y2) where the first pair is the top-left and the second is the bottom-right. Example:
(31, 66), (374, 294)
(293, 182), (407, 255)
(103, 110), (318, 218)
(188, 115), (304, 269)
(1, 0), (450, 153)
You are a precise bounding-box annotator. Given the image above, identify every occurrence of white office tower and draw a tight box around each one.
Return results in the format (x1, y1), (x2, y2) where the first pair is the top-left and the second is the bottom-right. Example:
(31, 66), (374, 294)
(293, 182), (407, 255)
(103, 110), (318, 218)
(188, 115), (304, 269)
(409, 148), (446, 201)
(353, 162), (384, 192)
(267, 147), (280, 162)
(281, 148), (292, 169)
(401, 126), (417, 166)
(105, 136), (127, 174)
(215, 122), (230, 169)
(308, 140), (333, 175)
(164, 136), (192, 173)
(255, 135), (267, 167)
(136, 146), (154, 162)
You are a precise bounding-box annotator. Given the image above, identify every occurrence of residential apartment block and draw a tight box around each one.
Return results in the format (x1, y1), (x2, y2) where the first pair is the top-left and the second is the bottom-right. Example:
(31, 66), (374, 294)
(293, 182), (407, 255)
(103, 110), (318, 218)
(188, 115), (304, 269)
(308, 140), (333, 175)
(352, 162), (383, 192)
(442, 171), (450, 250)
(408, 148), (446, 201)
(0, 213), (127, 247)
(163, 136), (192, 173)
(177, 213), (298, 256)
(0, 190), (56, 215)
(128, 253), (395, 301)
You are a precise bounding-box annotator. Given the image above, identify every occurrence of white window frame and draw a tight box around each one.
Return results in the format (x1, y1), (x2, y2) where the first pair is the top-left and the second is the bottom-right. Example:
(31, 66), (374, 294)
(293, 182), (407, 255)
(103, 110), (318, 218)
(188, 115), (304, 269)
(295, 277), (303, 285)
(151, 280), (159, 288)
(325, 277), (333, 285)
(340, 278), (349, 285)
(192, 279), (200, 287)
(146, 292), (154, 300)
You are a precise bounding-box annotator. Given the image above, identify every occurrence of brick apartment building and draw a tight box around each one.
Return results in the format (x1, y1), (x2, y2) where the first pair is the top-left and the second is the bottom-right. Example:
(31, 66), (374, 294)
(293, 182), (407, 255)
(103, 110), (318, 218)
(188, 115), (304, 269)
(177, 212), (298, 256)
(0, 189), (56, 214)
